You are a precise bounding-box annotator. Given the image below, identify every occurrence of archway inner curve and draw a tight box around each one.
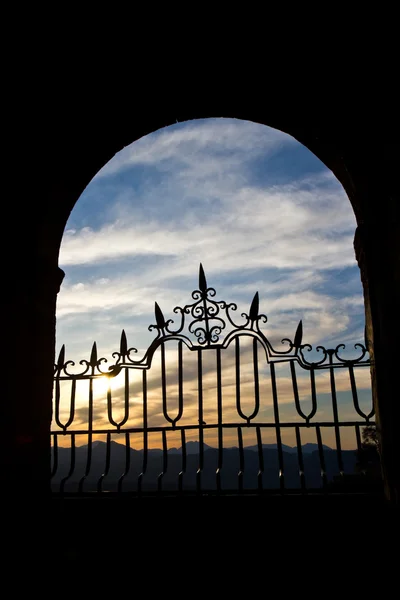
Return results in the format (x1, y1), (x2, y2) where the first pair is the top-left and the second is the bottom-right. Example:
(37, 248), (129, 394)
(54, 117), (373, 466)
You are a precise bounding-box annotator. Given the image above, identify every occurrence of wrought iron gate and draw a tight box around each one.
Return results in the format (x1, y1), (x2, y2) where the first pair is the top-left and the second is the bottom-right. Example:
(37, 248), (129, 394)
(52, 265), (379, 496)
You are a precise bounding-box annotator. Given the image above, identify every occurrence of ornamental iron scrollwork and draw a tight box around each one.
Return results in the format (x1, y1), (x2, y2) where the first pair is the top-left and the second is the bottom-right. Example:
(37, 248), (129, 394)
(52, 264), (375, 496)
(54, 263), (370, 378)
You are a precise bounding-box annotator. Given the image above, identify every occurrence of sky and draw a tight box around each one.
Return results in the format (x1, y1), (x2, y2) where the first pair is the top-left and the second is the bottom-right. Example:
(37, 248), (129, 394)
(54, 117), (373, 451)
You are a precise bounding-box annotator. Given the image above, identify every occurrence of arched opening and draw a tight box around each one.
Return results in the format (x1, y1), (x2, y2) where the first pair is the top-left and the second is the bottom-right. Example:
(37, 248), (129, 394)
(57, 118), (365, 353)
(52, 118), (379, 496)
(6, 107), (398, 509)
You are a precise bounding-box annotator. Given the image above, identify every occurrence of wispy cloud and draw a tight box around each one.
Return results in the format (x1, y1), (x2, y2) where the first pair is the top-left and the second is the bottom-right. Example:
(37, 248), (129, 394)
(95, 118), (293, 179)
(58, 149), (361, 348)
(60, 175), (355, 271)
(54, 118), (369, 451)
(56, 266), (363, 359)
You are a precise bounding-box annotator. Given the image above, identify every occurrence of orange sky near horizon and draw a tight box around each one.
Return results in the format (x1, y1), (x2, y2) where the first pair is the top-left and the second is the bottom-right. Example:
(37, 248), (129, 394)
(52, 342), (373, 452)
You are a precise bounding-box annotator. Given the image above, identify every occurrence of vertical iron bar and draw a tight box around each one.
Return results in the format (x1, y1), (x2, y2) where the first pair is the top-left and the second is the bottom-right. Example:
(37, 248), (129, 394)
(235, 337), (244, 420)
(295, 425), (306, 492)
(88, 377), (93, 431)
(196, 349), (204, 494)
(252, 338), (260, 420)
(202, 292), (210, 345)
(329, 351), (344, 476)
(349, 365), (374, 421)
(97, 433), (111, 493)
(51, 434), (58, 479)
(60, 433), (76, 494)
(78, 377), (94, 493)
(309, 368), (317, 421)
(316, 425), (327, 490)
(349, 365), (361, 416)
(158, 430), (168, 493)
(238, 427), (244, 493)
(290, 362), (307, 421)
(270, 363), (285, 492)
(108, 372), (129, 429)
(123, 369), (130, 427)
(176, 341), (184, 425)
(138, 370), (148, 496)
(54, 378), (61, 427)
(178, 429), (186, 494)
(256, 426), (264, 493)
(107, 379), (115, 427)
(117, 433), (130, 493)
(64, 379), (76, 431)
(67, 379), (77, 429)
(55, 378), (76, 431)
(161, 342), (168, 421)
(355, 424), (366, 477)
(216, 347), (223, 494)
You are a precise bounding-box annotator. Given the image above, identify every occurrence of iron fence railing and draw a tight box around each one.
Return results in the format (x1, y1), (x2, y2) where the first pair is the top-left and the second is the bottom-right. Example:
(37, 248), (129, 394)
(51, 265), (381, 496)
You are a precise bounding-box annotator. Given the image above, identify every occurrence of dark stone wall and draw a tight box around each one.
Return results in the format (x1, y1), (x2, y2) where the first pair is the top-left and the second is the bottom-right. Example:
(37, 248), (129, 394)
(3, 96), (399, 505)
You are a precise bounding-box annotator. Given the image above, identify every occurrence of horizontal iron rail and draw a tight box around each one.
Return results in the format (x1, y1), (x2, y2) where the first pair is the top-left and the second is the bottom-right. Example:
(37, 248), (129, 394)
(51, 420), (374, 436)
(51, 489), (385, 498)
(54, 360), (371, 381)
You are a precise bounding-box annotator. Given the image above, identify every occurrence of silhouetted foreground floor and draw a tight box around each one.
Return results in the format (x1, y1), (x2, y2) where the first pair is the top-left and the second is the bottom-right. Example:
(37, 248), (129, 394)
(5, 492), (398, 571)
(48, 492), (397, 564)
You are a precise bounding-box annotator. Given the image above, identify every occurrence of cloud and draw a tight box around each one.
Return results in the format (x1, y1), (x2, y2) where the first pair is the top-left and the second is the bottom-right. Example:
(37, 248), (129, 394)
(95, 118), (293, 179)
(59, 175), (355, 272)
(57, 165), (360, 352)
(58, 271), (333, 319)
(54, 118), (370, 450)
(56, 264), (363, 361)
(54, 336), (372, 437)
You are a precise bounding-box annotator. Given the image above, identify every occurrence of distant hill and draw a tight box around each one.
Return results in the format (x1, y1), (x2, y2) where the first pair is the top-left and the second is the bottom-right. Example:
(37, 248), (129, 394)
(140, 441), (332, 455)
(169, 441), (214, 454)
(242, 442), (332, 454)
(51, 439), (373, 494)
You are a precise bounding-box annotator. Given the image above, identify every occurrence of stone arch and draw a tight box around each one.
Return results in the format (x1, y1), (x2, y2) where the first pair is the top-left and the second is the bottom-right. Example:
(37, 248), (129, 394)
(5, 109), (399, 505)
(52, 116), (364, 265)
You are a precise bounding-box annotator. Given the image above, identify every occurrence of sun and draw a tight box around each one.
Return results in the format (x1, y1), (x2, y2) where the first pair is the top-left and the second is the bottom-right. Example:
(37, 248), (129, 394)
(92, 374), (112, 397)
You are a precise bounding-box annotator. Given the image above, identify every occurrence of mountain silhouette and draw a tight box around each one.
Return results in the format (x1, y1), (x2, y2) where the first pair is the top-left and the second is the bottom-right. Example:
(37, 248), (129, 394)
(243, 442), (332, 454)
(51, 439), (378, 494)
(169, 441), (215, 454)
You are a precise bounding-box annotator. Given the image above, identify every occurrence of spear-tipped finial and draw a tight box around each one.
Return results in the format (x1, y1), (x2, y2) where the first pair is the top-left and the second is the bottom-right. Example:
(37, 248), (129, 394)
(199, 263), (207, 293)
(155, 302), (166, 329)
(90, 341), (98, 365)
(294, 320), (303, 348)
(57, 345), (65, 367)
(249, 292), (259, 322)
(120, 330), (128, 356)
